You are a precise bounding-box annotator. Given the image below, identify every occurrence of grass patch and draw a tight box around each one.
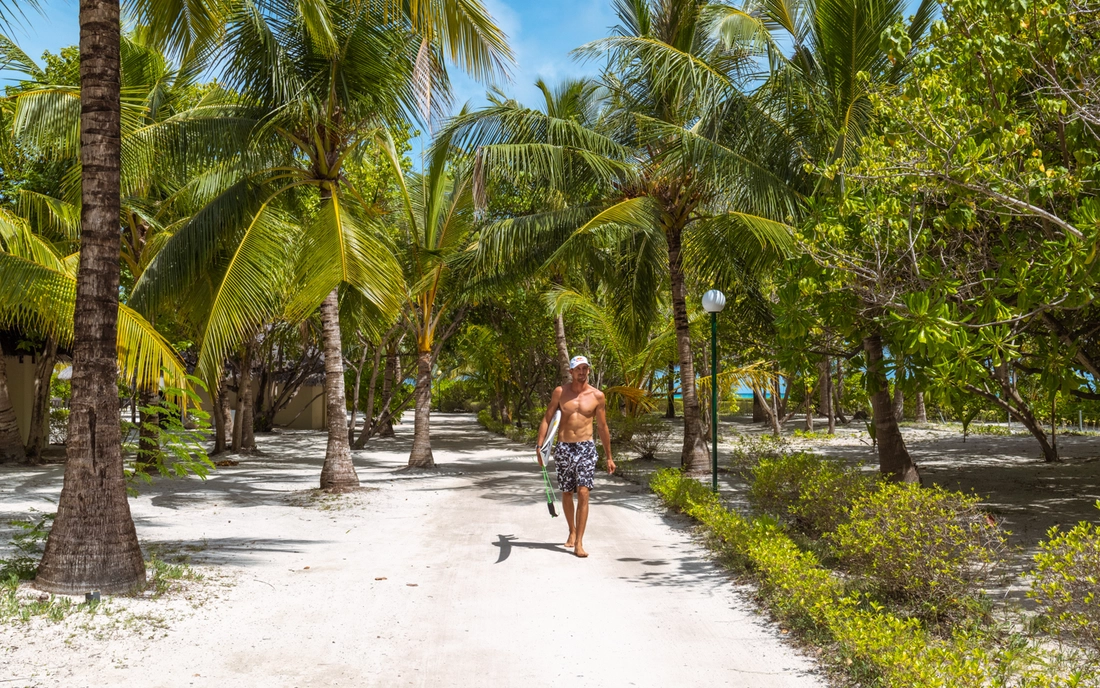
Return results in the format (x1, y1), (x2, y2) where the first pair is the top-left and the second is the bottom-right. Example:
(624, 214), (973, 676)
(0, 575), (100, 625)
(145, 558), (204, 598)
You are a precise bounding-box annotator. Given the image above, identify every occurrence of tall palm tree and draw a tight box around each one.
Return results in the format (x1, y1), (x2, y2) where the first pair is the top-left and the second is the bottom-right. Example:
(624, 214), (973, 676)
(378, 127), (478, 468)
(446, 0), (803, 473)
(133, 0), (511, 486)
(34, 0), (144, 593)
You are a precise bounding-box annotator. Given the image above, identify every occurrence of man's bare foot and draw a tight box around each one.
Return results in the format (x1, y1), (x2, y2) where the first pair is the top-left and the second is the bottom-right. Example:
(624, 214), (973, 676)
(574, 545), (588, 558)
(564, 536), (575, 548)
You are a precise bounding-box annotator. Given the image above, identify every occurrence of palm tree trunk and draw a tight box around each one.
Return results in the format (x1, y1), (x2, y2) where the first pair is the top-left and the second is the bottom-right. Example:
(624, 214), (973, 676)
(553, 313), (571, 386)
(408, 350), (435, 468)
(664, 362), (676, 418)
(378, 342), (398, 438)
(667, 227), (708, 472)
(231, 342), (253, 453)
(347, 342), (368, 443)
(353, 339), (385, 448)
(36, 0), (146, 593)
(824, 357), (835, 434)
(241, 338), (256, 452)
(26, 339), (58, 463)
(915, 391), (927, 424)
(211, 375), (228, 456)
(863, 334), (920, 483)
(318, 289), (359, 491)
(0, 343), (26, 463)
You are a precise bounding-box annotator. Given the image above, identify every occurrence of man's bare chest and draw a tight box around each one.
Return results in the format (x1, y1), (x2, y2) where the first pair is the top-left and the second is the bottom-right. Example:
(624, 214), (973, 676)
(560, 391), (598, 418)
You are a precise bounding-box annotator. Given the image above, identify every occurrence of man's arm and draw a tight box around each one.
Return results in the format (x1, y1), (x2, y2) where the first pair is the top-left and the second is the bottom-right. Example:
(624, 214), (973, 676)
(535, 386), (563, 466)
(594, 392), (615, 474)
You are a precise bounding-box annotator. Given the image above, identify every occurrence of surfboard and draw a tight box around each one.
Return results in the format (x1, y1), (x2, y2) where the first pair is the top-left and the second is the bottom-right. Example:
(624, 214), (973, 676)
(540, 409), (561, 458)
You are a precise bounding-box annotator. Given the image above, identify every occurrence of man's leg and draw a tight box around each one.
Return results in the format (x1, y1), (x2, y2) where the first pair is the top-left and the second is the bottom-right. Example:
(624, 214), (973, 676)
(573, 487), (590, 558)
(562, 491), (576, 547)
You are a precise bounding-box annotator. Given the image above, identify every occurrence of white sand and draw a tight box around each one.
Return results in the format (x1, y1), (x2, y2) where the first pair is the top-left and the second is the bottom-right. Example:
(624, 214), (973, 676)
(0, 413), (822, 688)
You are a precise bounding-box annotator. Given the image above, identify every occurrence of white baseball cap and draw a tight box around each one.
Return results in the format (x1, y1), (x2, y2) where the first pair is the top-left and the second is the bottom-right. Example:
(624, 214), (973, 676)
(569, 355), (590, 369)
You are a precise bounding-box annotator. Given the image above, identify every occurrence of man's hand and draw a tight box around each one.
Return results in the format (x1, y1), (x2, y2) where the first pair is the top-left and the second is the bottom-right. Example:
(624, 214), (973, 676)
(536, 449), (544, 467)
(606, 457), (616, 475)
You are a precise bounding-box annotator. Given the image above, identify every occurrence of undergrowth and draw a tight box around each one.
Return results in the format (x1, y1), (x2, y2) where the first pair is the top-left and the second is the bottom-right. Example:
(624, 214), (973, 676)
(651, 468), (1100, 687)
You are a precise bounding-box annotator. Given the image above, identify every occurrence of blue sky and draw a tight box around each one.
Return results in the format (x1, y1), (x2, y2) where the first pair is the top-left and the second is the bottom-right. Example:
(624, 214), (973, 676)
(2, 0), (618, 160)
(2, 0), (617, 108)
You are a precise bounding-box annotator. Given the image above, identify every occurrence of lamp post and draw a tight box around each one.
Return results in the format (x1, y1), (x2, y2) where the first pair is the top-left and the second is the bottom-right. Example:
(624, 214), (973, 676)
(701, 289), (726, 492)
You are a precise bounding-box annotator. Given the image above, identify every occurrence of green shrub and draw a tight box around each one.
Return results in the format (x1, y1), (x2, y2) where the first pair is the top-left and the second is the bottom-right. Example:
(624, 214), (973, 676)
(626, 414), (672, 459)
(748, 453), (873, 537)
(727, 432), (792, 476)
(651, 469), (1099, 687)
(435, 378), (478, 412)
(1030, 504), (1100, 654)
(834, 483), (1007, 619)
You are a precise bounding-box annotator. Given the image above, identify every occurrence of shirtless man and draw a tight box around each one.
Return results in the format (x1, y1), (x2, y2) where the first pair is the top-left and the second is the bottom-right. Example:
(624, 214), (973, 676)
(536, 355), (615, 558)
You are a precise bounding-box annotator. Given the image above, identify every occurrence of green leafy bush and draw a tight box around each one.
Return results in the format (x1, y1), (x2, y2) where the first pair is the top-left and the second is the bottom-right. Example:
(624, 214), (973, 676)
(748, 453), (873, 537)
(834, 483), (1006, 619)
(727, 432), (792, 476)
(1030, 504), (1100, 653)
(0, 512), (53, 580)
(126, 381), (215, 488)
(650, 469), (1095, 687)
(969, 423), (1012, 436)
(435, 378), (478, 412)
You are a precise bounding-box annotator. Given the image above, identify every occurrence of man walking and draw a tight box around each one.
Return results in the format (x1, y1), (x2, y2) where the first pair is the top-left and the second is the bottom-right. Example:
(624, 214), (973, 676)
(536, 355), (615, 558)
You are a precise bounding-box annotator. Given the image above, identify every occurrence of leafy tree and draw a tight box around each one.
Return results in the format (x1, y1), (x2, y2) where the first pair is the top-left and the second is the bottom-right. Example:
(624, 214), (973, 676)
(133, 0), (512, 483)
(446, 0), (802, 474)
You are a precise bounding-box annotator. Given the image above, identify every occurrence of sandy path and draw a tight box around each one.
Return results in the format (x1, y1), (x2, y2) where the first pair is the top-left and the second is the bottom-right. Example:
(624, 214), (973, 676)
(1, 413), (821, 688)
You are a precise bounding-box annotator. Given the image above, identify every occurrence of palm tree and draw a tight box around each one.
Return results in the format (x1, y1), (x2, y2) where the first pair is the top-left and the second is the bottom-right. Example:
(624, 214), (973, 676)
(133, 0), (511, 486)
(2, 32), (249, 462)
(378, 127), (479, 468)
(34, 0), (144, 593)
(446, 0), (803, 473)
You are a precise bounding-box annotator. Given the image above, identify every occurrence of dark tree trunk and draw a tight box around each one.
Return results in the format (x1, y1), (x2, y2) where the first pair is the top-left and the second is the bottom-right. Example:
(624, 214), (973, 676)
(752, 387), (782, 436)
(664, 362), (676, 418)
(667, 227), (708, 472)
(211, 375), (228, 456)
(892, 376), (905, 423)
(36, 0), (146, 593)
(0, 343), (26, 463)
(834, 357), (847, 423)
(864, 335), (920, 483)
(408, 350), (435, 468)
(318, 289), (359, 491)
(348, 342), (368, 443)
(231, 342), (254, 453)
(752, 392), (765, 422)
(553, 313), (571, 386)
(26, 340), (58, 462)
(965, 367), (1059, 462)
(241, 345), (256, 451)
(915, 391), (927, 424)
(353, 335), (387, 448)
(803, 386), (814, 431)
(378, 339), (399, 438)
(824, 357), (835, 434)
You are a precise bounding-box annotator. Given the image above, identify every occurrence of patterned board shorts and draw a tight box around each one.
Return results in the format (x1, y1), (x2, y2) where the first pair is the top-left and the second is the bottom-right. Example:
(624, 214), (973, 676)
(554, 440), (597, 493)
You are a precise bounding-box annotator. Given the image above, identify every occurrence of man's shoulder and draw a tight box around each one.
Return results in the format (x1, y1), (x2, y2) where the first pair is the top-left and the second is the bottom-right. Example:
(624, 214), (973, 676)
(590, 386), (606, 401)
